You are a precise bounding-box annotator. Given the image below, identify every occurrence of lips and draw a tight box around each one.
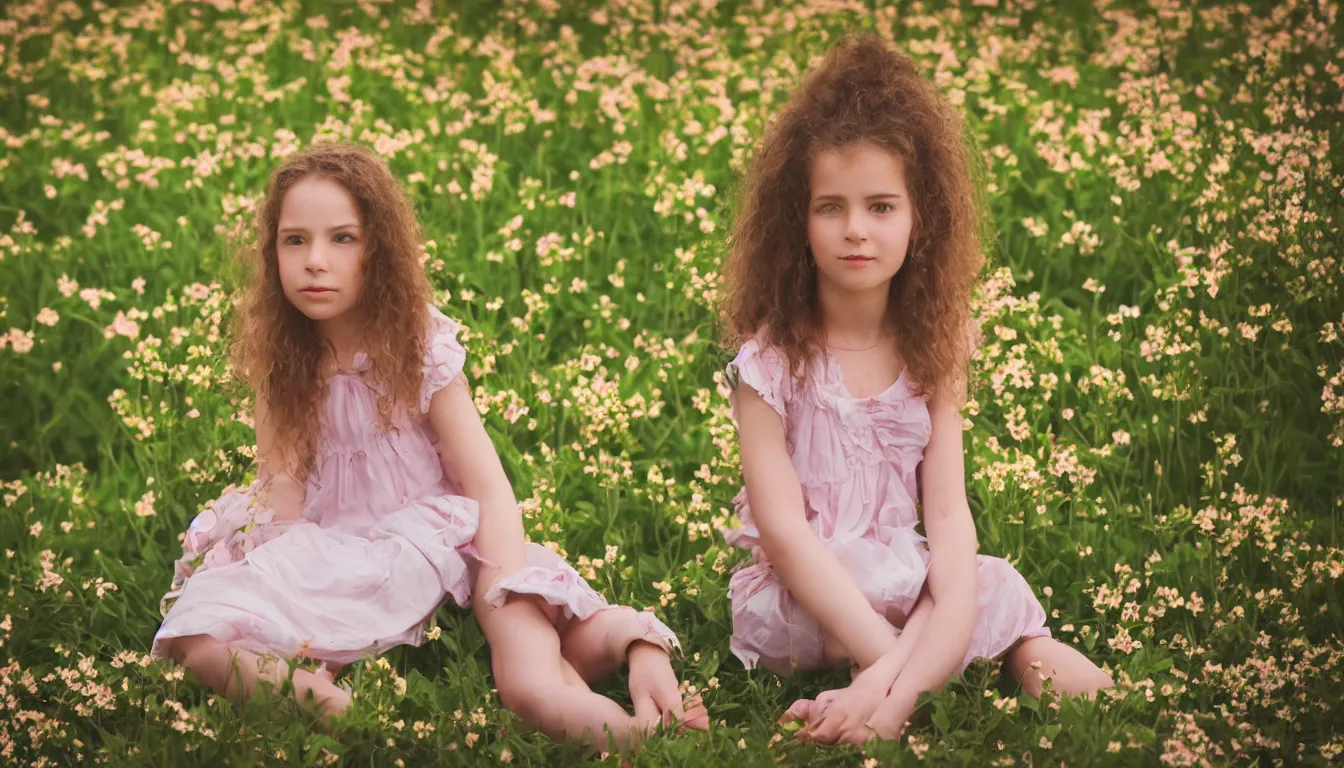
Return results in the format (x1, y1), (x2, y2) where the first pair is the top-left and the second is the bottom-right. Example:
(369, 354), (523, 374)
(301, 287), (334, 293)
(840, 255), (874, 262)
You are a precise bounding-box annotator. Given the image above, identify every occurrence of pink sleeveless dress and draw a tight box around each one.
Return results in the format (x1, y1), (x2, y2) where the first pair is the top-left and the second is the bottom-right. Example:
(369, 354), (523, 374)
(725, 337), (1049, 675)
(152, 305), (676, 664)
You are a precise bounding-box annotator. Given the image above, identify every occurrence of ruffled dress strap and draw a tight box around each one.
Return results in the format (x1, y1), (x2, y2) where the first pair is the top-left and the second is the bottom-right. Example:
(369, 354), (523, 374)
(726, 337), (788, 419)
(420, 304), (468, 414)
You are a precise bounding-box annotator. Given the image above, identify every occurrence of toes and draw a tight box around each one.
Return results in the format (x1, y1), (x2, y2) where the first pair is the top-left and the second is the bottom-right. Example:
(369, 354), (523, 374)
(650, 687), (689, 728)
(681, 695), (710, 731)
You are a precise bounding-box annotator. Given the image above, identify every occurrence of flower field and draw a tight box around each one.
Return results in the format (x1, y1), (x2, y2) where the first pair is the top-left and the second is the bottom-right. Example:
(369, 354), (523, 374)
(1, 0), (1342, 765)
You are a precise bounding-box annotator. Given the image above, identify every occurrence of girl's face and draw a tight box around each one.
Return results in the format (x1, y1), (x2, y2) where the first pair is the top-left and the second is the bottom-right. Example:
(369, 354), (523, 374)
(806, 141), (915, 295)
(276, 175), (366, 323)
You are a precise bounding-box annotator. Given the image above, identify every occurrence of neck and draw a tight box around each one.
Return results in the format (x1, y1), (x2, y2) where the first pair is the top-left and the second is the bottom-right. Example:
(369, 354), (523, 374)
(817, 275), (892, 347)
(316, 311), (364, 367)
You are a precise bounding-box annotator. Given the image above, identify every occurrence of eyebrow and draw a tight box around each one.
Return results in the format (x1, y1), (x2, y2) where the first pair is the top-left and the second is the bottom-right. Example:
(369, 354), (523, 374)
(811, 193), (904, 202)
(277, 223), (362, 234)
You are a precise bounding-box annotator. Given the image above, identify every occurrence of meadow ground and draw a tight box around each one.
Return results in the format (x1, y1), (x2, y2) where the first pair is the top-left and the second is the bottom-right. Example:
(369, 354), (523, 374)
(1, 0), (1342, 765)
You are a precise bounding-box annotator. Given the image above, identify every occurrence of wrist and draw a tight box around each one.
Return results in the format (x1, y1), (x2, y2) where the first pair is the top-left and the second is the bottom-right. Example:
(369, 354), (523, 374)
(856, 650), (902, 687)
(626, 639), (668, 665)
(880, 681), (920, 713)
(867, 686), (919, 737)
(852, 666), (892, 694)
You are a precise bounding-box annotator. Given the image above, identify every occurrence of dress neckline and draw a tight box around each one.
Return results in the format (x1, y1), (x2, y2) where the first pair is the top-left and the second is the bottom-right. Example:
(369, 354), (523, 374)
(824, 351), (906, 402)
(331, 351), (372, 377)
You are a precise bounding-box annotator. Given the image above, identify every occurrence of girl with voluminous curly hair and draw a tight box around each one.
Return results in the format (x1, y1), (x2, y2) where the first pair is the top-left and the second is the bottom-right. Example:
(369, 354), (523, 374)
(150, 143), (707, 749)
(719, 35), (1112, 744)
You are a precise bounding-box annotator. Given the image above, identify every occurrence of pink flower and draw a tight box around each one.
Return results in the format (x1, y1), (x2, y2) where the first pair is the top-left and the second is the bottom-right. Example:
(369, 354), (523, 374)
(57, 274), (79, 297)
(5, 328), (35, 353)
(79, 287), (105, 309)
(104, 312), (140, 340)
(133, 490), (156, 517)
(203, 542), (235, 570)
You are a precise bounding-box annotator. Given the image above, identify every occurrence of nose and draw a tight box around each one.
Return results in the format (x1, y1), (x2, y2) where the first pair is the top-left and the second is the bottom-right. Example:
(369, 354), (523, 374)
(303, 242), (329, 273)
(845, 211), (867, 243)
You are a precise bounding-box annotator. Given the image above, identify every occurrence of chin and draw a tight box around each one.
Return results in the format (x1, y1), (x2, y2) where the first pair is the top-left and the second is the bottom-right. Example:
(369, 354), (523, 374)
(824, 272), (898, 294)
(286, 296), (352, 322)
(298, 306), (341, 321)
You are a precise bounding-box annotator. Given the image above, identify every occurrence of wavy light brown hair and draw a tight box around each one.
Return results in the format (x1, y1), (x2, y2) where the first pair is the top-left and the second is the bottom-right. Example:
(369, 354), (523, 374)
(721, 34), (988, 399)
(230, 143), (431, 478)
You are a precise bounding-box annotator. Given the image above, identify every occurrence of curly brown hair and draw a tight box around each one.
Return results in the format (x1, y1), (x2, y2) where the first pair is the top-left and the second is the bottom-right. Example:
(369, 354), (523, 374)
(721, 34), (988, 399)
(230, 143), (431, 478)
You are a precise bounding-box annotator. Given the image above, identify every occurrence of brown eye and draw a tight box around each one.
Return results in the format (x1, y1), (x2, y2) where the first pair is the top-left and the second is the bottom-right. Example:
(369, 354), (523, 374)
(283, 235), (303, 246)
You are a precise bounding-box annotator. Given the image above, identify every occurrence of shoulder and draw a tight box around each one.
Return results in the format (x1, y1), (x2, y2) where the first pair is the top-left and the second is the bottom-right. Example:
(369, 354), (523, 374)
(419, 304), (468, 413)
(425, 303), (461, 341)
(727, 332), (804, 419)
(730, 333), (790, 375)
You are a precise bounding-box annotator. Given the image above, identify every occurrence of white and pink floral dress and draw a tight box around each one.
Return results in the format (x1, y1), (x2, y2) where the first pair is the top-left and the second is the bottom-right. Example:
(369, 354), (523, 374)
(725, 337), (1050, 675)
(152, 305), (676, 665)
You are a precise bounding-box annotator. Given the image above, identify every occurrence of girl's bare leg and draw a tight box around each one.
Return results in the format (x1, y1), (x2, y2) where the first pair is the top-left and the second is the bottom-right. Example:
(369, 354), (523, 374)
(166, 634), (350, 720)
(559, 606), (709, 730)
(1005, 636), (1114, 698)
(559, 606), (651, 683)
(476, 592), (653, 753)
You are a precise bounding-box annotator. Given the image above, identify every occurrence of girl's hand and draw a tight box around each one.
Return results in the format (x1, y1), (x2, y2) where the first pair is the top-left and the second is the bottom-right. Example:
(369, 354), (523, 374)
(865, 685), (919, 742)
(783, 678), (885, 746)
(805, 686), (882, 745)
(626, 642), (709, 731)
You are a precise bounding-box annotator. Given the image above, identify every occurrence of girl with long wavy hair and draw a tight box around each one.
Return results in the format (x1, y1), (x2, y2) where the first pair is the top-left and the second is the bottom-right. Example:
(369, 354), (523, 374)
(719, 35), (1112, 744)
(151, 143), (707, 750)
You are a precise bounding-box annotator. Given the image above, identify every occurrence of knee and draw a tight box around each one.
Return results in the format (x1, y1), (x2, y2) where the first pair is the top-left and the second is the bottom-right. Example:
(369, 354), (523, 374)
(1083, 666), (1116, 695)
(166, 634), (210, 668)
(495, 676), (561, 726)
(1004, 636), (1048, 677)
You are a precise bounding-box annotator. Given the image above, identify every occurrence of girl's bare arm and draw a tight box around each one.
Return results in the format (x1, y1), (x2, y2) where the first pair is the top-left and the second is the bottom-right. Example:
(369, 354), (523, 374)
(252, 395), (307, 521)
(426, 376), (528, 578)
(872, 377), (980, 717)
(734, 383), (899, 669)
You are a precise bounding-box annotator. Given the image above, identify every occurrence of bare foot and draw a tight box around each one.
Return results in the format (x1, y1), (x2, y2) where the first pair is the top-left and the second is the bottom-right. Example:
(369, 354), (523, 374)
(313, 661), (345, 684)
(294, 671), (352, 733)
(627, 642), (710, 732)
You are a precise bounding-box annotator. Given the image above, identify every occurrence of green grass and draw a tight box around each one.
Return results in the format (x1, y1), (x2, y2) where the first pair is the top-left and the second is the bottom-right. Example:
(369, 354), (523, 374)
(2, 0), (1342, 765)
